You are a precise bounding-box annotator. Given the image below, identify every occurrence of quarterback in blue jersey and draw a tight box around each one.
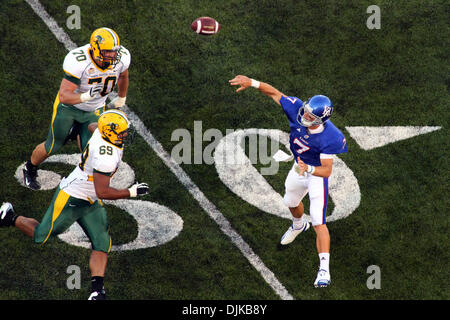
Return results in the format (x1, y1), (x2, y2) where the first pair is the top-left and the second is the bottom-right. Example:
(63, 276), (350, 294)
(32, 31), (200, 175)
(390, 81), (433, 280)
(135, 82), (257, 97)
(229, 75), (348, 288)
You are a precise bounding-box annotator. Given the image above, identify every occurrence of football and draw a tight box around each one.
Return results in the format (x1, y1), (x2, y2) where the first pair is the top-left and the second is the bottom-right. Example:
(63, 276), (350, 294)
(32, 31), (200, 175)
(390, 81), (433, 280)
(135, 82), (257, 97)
(191, 17), (220, 35)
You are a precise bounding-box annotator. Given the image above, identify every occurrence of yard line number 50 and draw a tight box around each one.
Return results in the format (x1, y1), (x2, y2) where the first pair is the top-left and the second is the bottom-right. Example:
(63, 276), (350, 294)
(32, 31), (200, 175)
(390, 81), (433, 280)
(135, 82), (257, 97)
(14, 128), (361, 251)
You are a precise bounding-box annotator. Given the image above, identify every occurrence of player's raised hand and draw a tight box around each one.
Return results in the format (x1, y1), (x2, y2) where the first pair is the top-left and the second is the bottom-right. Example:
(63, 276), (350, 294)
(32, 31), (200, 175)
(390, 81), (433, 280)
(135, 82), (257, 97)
(297, 157), (308, 176)
(110, 96), (127, 109)
(229, 75), (251, 92)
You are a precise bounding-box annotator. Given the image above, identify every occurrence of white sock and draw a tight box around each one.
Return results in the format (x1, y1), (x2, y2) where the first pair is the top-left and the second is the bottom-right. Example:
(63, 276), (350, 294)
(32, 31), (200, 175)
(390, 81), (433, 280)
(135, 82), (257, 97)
(292, 217), (304, 229)
(319, 253), (330, 272)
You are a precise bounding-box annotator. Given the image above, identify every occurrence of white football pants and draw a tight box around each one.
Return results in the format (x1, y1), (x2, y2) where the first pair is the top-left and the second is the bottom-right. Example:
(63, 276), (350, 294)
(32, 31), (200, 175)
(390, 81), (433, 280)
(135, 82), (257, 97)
(283, 163), (329, 226)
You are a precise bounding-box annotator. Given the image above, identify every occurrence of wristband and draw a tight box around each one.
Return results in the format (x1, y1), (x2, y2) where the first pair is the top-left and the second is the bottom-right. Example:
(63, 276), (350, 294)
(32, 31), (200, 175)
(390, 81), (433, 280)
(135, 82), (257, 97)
(80, 92), (93, 103)
(114, 96), (126, 108)
(251, 79), (260, 89)
(307, 165), (316, 174)
(128, 187), (137, 198)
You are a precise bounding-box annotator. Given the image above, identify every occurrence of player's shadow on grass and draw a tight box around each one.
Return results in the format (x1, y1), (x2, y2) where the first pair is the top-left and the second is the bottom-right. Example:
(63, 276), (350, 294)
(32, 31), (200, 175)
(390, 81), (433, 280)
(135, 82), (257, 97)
(276, 242), (291, 251)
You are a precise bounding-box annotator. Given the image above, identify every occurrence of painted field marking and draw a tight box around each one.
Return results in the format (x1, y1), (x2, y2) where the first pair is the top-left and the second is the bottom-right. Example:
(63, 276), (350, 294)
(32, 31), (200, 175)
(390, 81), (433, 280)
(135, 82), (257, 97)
(346, 126), (442, 150)
(24, 0), (294, 300)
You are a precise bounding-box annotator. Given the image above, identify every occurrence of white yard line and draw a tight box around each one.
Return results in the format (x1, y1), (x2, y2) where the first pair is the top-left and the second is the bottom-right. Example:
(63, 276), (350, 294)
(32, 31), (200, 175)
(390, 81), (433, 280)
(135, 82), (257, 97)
(25, 0), (294, 300)
(24, 0), (77, 51)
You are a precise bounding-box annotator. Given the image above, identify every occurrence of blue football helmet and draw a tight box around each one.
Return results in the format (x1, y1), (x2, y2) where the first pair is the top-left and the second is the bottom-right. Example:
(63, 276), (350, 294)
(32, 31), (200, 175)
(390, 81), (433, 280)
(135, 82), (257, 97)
(297, 95), (333, 127)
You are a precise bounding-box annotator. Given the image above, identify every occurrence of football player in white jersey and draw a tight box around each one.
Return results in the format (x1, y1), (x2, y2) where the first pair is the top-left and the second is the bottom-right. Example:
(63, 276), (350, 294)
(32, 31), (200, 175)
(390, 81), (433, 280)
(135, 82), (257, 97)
(230, 75), (348, 288)
(1, 110), (149, 300)
(23, 27), (131, 190)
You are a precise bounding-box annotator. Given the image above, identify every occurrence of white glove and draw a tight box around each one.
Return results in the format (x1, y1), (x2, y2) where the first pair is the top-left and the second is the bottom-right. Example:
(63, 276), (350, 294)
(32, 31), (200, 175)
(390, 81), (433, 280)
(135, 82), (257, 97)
(110, 96), (127, 109)
(128, 182), (149, 198)
(80, 83), (103, 102)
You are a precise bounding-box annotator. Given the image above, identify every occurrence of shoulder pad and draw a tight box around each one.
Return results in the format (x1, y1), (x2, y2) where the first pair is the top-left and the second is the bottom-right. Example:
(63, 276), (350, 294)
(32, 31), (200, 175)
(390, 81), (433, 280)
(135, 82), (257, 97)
(63, 44), (91, 79)
(93, 143), (120, 173)
(118, 46), (131, 71)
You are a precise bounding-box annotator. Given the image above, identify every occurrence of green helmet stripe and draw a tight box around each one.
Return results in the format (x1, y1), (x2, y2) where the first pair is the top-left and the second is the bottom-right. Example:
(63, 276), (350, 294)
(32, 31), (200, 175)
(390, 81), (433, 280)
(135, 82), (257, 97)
(102, 27), (118, 47)
(101, 110), (129, 127)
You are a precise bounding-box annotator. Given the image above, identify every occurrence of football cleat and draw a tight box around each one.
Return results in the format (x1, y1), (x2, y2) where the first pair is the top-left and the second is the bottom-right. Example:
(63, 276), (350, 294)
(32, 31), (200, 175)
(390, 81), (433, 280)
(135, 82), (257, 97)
(0, 202), (15, 227)
(23, 162), (40, 190)
(314, 269), (331, 288)
(88, 290), (107, 300)
(280, 221), (310, 245)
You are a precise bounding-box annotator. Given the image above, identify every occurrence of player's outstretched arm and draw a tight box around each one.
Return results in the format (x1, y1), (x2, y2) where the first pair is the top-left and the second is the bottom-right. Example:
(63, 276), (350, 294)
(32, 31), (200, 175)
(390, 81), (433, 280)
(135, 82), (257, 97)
(117, 69), (129, 98)
(93, 172), (149, 200)
(110, 69), (129, 109)
(59, 78), (83, 105)
(229, 75), (285, 106)
(59, 78), (102, 105)
(93, 172), (130, 200)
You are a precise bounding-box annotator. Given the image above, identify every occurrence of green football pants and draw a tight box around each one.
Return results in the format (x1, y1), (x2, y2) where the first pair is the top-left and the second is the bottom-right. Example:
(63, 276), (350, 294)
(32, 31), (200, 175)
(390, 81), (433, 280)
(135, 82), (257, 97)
(44, 93), (104, 154)
(33, 187), (112, 253)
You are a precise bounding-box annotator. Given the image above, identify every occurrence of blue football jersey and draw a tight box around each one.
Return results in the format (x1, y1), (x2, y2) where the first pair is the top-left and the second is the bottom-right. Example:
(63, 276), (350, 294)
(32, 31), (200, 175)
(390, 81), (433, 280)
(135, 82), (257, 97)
(280, 95), (348, 166)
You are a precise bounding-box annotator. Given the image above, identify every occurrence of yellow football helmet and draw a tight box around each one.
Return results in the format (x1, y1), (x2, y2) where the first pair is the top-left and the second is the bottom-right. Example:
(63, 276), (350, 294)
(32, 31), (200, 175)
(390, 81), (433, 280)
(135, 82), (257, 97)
(89, 27), (121, 69)
(98, 110), (132, 146)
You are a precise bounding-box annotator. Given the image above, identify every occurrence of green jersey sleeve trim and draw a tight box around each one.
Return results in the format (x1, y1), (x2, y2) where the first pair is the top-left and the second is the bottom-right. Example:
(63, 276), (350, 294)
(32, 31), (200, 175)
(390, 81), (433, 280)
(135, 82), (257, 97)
(64, 72), (81, 85)
(93, 169), (114, 177)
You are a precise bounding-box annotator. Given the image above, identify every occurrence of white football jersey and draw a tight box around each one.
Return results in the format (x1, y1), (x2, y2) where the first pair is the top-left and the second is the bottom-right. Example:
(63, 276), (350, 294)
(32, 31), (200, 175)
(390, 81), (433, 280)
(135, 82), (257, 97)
(62, 43), (131, 112)
(60, 129), (123, 202)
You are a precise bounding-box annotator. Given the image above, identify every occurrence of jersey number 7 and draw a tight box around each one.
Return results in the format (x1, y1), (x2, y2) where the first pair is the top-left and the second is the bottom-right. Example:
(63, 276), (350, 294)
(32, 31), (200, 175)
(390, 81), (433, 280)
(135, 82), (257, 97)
(293, 138), (310, 154)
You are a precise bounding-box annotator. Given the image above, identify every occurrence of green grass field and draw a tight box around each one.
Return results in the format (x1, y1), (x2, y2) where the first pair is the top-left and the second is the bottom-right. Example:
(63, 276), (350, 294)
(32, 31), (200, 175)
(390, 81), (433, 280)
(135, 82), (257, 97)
(0, 0), (448, 301)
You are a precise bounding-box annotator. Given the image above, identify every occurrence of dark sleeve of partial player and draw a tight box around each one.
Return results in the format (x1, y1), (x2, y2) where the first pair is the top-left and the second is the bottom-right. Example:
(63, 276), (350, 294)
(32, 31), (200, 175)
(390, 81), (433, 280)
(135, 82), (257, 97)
(64, 72), (81, 85)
